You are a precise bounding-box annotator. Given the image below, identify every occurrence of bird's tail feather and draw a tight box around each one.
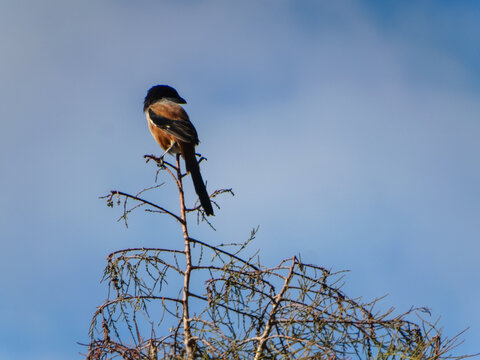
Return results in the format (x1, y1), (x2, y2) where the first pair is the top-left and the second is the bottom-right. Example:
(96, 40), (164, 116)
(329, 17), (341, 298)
(184, 150), (214, 216)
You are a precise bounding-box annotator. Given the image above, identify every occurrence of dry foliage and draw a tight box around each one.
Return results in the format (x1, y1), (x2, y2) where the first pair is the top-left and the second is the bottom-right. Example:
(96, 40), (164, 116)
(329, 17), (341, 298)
(85, 155), (472, 360)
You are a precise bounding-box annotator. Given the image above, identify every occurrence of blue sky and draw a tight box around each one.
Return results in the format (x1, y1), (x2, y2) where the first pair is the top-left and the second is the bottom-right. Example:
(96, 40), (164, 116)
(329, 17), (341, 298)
(1, 1), (479, 358)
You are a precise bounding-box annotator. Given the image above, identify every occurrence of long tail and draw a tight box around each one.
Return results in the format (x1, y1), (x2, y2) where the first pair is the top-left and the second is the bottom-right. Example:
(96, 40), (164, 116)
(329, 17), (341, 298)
(183, 146), (214, 216)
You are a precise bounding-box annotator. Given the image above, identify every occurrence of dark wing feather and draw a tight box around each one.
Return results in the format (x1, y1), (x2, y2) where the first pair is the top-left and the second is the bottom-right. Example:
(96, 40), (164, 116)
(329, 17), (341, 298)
(148, 108), (199, 144)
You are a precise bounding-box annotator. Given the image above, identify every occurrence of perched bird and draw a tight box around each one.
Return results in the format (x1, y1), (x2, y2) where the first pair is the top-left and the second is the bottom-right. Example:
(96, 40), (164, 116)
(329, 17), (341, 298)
(144, 85), (214, 216)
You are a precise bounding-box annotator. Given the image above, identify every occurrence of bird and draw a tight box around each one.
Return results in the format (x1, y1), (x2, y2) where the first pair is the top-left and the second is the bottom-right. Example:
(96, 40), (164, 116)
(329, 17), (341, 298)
(143, 85), (214, 216)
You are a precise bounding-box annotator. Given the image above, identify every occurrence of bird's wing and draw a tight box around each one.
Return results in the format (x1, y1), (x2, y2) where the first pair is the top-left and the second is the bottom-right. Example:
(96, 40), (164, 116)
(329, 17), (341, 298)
(147, 106), (199, 145)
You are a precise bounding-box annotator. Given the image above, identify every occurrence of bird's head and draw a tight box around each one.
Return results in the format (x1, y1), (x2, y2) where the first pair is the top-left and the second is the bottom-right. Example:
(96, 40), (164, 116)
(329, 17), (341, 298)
(143, 85), (187, 111)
